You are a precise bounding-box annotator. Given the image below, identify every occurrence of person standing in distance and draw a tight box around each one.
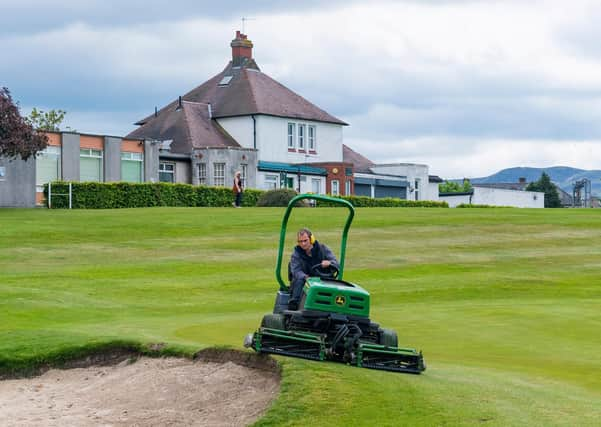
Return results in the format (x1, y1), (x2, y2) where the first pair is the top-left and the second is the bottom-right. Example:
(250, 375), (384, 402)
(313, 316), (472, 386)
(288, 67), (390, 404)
(232, 171), (243, 208)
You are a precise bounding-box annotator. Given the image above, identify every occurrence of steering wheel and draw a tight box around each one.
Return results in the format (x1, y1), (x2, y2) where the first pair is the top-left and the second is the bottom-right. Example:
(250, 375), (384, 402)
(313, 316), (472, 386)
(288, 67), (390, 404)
(310, 263), (339, 279)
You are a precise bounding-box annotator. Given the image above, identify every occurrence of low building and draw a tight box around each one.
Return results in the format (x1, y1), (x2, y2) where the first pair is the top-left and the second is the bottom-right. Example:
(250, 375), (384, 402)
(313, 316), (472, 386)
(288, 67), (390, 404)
(1, 131), (159, 207)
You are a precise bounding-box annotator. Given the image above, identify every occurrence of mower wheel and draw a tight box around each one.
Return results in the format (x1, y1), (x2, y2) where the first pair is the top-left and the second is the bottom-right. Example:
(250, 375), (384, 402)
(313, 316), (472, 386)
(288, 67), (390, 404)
(380, 328), (398, 348)
(261, 313), (286, 330)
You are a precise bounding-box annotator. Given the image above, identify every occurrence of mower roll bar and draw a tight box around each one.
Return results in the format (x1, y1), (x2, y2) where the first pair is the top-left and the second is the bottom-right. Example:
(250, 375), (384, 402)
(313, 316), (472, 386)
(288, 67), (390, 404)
(276, 194), (355, 291)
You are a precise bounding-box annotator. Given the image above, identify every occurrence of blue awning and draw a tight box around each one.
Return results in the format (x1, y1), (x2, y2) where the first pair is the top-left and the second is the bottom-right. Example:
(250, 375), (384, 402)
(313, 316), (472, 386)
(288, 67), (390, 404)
(258, 161), (327, 176)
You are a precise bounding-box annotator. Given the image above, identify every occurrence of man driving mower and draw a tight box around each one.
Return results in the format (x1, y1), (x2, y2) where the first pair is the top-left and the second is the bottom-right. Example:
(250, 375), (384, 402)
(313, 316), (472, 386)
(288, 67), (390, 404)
(288, 228), (339, 310)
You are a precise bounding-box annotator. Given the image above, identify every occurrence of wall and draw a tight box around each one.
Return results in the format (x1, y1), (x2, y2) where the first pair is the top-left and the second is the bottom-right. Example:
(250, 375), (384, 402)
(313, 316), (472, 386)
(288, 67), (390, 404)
(0, 156), (36, 207)
(440, 187), (545, 208)
(219, 115), (344, 164)
(191, 147), (257, 188)
(472, 186), (544, 208)
(370, 163), (430, 200)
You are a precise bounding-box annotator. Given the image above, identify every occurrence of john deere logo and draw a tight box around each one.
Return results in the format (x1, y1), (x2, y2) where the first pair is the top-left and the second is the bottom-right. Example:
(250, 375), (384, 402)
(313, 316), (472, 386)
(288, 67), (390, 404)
(335, 295), (346, 306)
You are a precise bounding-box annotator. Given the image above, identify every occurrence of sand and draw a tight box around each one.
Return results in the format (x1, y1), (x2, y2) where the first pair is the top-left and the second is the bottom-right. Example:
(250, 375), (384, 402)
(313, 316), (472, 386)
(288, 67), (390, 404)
(0, 355), (280, 426)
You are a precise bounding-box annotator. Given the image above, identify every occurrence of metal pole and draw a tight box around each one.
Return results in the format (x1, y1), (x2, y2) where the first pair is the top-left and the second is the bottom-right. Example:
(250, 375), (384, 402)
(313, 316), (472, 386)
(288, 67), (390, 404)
(48, 182), (52, 209)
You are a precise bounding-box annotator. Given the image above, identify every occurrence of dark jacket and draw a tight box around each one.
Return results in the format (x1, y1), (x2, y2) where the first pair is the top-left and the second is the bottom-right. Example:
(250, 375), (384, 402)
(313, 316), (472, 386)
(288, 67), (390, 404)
(290, 240), (339, 283)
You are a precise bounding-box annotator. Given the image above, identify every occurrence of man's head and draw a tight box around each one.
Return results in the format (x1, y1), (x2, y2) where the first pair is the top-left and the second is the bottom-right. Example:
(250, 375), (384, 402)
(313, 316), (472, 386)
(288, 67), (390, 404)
(297, 228), (314, 251)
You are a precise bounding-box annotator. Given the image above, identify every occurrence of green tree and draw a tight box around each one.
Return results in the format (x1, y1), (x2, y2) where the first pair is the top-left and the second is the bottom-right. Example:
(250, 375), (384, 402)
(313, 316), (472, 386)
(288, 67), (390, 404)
(26, 107), (70, 131)
(439, 179), (472, 193)
(0, 87), (48, 160)
(526, 172), (561, 208)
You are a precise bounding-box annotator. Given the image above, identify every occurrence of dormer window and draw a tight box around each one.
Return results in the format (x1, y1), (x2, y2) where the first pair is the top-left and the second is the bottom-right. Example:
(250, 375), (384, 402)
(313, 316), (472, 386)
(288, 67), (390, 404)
(218, 75), (233, 86)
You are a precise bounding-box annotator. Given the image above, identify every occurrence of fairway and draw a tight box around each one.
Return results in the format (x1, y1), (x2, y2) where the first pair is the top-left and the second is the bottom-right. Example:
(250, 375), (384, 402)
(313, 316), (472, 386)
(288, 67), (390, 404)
(1, 206), (601, 426)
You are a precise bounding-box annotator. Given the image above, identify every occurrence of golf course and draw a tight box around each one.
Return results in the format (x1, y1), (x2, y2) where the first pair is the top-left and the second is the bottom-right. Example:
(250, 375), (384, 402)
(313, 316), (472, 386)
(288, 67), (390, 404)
(1, 205), (600, 426)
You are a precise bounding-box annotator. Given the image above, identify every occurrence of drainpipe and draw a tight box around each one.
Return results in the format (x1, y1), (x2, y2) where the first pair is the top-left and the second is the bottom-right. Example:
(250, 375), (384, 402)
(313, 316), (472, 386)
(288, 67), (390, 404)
(251, 115), (256, 149)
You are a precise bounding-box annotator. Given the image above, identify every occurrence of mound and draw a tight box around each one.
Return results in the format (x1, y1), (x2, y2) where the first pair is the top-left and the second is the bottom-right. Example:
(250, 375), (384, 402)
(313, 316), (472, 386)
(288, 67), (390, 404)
(0, 354), (280, 426)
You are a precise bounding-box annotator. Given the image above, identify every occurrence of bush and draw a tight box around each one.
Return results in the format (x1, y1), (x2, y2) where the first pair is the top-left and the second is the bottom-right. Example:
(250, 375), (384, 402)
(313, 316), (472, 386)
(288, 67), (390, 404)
(44, 181), (264, 209)
(318, 194), (448, 208)
(256, 188), (300, 207)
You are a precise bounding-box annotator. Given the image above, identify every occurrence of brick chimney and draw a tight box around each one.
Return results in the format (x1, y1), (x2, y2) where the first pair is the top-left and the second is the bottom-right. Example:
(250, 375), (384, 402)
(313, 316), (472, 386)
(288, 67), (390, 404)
(230, 31), (253, 66)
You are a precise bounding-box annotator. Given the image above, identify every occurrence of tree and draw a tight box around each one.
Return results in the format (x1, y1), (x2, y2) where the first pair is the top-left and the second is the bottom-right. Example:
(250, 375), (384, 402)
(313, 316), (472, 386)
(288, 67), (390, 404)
(0, 87), (48, 160)
(439, 178), (472, 193)
(526, 172), (561, 208)
(26, 107), (68, 132)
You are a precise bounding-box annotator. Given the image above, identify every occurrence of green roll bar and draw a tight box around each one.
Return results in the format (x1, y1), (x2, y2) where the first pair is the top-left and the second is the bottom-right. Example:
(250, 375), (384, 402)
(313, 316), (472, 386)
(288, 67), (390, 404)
(275, 194), (355, 291)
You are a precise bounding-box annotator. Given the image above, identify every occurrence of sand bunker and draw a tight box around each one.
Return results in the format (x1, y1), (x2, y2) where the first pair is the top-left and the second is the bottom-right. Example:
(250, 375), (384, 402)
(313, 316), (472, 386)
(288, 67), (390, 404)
(0, 353), (280, 426)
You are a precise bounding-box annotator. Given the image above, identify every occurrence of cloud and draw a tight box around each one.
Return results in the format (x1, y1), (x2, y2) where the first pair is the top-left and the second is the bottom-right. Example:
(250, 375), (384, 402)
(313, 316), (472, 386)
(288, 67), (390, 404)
(2, 0), (601, 179)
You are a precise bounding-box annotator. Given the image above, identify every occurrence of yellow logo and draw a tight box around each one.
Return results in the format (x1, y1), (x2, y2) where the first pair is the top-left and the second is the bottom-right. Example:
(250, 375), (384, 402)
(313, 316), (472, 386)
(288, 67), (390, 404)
(335, 295), (346, 306)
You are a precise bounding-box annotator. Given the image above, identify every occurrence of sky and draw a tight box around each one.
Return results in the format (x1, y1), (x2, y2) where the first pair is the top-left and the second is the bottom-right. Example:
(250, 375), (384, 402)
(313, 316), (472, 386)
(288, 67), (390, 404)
(2, 0), (601, 179)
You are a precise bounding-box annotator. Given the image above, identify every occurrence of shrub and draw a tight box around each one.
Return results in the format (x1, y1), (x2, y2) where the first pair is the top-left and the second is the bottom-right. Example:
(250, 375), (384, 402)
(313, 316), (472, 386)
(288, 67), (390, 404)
(256, 188), (300, 207)
(44, 181), (264, 209)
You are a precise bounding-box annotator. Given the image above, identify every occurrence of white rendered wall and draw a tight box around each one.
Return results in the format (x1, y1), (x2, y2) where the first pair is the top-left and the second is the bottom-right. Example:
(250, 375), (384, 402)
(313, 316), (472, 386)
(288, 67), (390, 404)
(219, 115), (343, 163)
(370, 163), (430, 200)
(256, 171), (325, 193)
(472, 187), (544, 208)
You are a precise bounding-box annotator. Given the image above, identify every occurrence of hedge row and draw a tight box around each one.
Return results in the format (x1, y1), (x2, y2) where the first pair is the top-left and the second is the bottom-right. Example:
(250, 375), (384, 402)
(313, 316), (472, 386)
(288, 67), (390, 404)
(43, 182), (449, 209)
(44, 181), (262, 209)
(318, 194), (449, 208)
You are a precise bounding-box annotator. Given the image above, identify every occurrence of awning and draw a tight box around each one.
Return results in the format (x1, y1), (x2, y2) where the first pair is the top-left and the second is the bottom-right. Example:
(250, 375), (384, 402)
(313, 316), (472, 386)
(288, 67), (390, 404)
(258, 161), (327, 176)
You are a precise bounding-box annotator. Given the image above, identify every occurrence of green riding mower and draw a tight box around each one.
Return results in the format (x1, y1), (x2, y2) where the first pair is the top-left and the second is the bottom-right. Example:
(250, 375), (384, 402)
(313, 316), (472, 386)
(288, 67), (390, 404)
(244, 194), (425, 374)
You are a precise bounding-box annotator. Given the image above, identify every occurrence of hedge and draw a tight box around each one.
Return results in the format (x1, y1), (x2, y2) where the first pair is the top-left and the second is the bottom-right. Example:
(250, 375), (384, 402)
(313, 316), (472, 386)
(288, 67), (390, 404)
(317, 194), (449, 208)
(43, 182), (449, 209)
(44, 181), (262, 209)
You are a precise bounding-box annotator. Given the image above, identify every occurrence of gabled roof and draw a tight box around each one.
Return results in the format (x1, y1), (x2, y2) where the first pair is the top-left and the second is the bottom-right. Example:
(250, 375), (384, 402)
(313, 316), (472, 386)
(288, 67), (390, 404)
(134, 62), (347, 127)
(342, 144), (375, 173)
(127, 100), (239, 152)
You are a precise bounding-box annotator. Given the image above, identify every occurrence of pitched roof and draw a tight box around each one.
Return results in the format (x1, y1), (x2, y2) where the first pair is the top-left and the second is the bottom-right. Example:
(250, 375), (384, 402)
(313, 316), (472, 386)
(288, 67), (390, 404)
(342, 144), (375, 173)
(127, 100), (239, 152)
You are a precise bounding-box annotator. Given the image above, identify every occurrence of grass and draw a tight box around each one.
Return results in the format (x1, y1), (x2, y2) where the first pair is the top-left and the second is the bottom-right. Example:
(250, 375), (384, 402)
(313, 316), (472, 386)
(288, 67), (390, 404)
(1, 206), (600, 426)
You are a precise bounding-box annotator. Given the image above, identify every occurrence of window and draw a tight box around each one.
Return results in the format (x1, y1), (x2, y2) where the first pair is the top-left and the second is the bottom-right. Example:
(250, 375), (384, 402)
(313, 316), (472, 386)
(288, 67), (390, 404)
(312, 178), (321, 194)
(298, 124), (306, 150)
(159, 162), (175, 183)
(36, 146), (61, 185)
(240, 164), (247, 188)
(265, 174), (278, 190)
(80, 148), (103, 182)
(121, 152), (143, 183)
(345, 180), (351, 196)
(331, 180), (339, 196)
(287, 123), (296, 149)
(198, 163), (207, 185)
(214, 162), (225, 186)
(414, 179), (420, 201)
(308, 125), (316, 151)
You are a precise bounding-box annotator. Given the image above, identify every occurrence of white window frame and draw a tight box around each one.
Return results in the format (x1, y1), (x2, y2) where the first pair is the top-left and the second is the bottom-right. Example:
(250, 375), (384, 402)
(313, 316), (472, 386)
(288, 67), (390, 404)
(298, 124), (306, 150)
(265, 174), (278, 190)
(198, 163), (207, 185)
(120, 151), (144, 183)
(240, 164), (248, 188)
(331, 180), (340, 196)
(214, 162), (225, 186)
(287, 123), (296, 149)
(311, 178), (321, 194)
(36, 145), (61, 186)
(80, 148), (103, 182)
(308, 125), (316, 151)
(159, 162), (175, 183)
(345, 180), (351, 196)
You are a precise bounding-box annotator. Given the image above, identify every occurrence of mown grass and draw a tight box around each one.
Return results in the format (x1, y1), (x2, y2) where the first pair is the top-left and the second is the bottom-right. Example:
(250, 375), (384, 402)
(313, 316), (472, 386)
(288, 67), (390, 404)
(1, 206), (600, 426)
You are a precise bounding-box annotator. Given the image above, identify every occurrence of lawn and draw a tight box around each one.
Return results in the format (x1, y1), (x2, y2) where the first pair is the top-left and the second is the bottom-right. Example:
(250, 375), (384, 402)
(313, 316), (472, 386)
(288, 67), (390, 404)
(1, 206), (600, 426)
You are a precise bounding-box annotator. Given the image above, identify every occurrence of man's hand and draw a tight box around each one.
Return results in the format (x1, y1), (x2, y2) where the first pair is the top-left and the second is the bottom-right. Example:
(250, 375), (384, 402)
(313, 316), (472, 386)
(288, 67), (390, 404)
(321, 260), (331, 268)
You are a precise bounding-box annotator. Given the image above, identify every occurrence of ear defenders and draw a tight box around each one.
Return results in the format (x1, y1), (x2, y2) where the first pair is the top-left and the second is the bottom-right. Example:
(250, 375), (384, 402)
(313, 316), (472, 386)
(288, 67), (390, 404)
(299, 228), (316, 245)
(309, 232), (316, 245)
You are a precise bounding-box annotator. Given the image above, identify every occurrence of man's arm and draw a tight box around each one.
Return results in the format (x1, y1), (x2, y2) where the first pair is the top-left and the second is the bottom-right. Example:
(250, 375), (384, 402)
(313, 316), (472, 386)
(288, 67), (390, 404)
(320, 243), (339, 269)
(290, 251), (309, 281)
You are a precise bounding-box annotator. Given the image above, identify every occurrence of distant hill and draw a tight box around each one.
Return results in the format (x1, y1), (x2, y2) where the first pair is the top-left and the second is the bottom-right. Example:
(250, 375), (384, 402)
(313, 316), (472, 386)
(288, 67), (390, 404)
(467, 166), (601, 196)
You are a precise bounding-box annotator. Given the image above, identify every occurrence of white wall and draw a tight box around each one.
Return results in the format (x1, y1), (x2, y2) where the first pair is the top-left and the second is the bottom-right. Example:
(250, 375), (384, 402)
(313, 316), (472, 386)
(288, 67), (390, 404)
(472, 186), (544, 208)
(370, 163), (431, 200)
(440, 187), (545, 208)
(256, 171), (325, 193)
(218, 115), (343, 163)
